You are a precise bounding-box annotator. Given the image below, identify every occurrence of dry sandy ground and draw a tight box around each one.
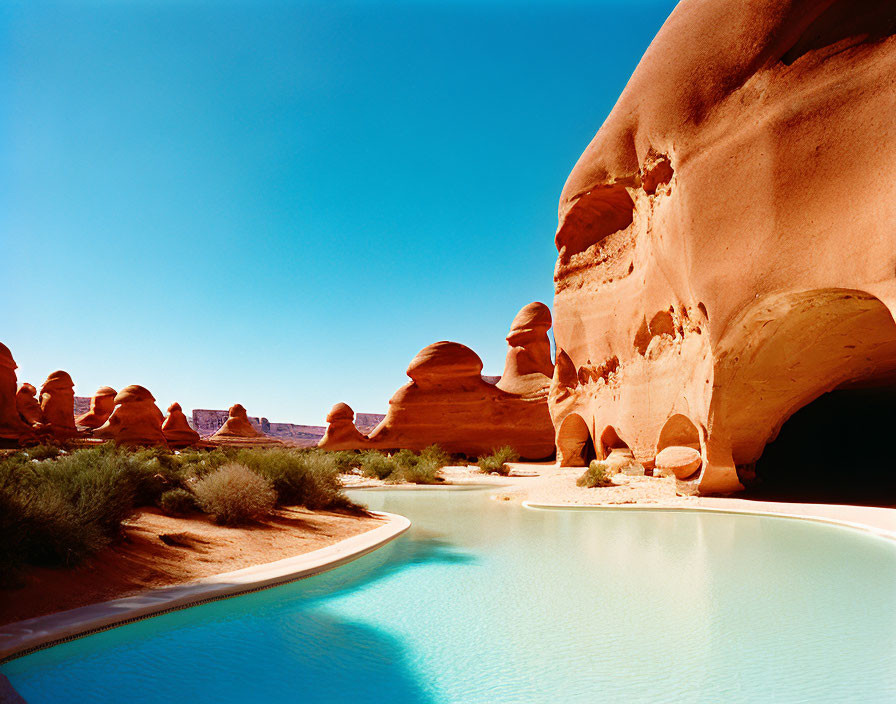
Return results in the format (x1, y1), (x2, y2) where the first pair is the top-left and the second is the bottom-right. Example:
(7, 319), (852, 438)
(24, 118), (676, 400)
(0, 507), (382, 626)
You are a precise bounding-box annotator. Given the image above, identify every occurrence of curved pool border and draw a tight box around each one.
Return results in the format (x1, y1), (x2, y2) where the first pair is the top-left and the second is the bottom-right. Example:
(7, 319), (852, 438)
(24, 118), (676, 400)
(0, 510), (410, 663)
(522, 500), (896, 543)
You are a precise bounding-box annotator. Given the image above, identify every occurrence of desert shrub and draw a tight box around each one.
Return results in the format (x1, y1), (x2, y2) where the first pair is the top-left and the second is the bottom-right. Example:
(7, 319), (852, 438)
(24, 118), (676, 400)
(390, 457), (444, 484)
(192, 463), (276, 525)
(0, 446), (140, 576)
(330, 450), (361, 473)
(477, 446), (520, 476)
(418, 444), (451, 468)
(577, 461), (614, 488)
(159, 488), (199, 516)
(358, 450), (395, 480)
(26, 444), (63, 461)
(391, 448), (419, 470)
(231, 448), (358, 511)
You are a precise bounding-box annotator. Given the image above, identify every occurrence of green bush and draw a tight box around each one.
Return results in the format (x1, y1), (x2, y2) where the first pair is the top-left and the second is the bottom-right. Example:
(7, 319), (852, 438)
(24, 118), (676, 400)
(0, 445), (139, 576)
(390, 457), (443, 484)
(330, 450), (361, 473)
(358, 450), (395, 480)
(230, 448), (356, 511)
(159, 488), (199, 516)
(477, 446), (520, 475)
(419, 444), (451, 468)
(192, 463), (276, 525)
(26, 444), (63, 461)
(576, 461), (614, 488)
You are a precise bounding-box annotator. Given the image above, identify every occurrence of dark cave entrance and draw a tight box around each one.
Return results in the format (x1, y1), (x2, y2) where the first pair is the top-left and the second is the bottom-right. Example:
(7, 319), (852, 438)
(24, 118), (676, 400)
(751, 385), (896, 506)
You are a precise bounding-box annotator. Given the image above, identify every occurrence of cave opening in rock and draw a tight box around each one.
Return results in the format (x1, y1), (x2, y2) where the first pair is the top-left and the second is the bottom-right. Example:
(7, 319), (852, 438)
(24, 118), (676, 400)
(557, 413), (595, 467)
(598, 425), (633, 461)
(752, 383), (896, 506)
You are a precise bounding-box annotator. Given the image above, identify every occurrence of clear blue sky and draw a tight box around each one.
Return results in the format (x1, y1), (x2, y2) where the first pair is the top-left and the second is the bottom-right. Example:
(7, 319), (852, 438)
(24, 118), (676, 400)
(2, 0), (676, 424)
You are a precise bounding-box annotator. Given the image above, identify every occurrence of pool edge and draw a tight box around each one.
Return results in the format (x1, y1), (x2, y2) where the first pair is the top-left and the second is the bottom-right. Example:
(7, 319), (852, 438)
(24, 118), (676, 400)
(522, 501), (896, 543)
(0, 510), (411, 663)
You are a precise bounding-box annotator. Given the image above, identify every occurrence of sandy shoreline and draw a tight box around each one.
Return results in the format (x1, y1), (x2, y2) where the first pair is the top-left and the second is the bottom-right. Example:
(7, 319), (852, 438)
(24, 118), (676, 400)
(344, 462), (896, 537)
(0, 507), (382, 626)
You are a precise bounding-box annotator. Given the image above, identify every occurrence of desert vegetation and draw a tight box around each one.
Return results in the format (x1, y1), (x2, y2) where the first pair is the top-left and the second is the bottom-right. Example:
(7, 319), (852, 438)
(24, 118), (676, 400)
(347, 444), (452, 484)
(576, 461), (615, 488)
(477, 446), (520, 475)
(0, 444), (361, 585)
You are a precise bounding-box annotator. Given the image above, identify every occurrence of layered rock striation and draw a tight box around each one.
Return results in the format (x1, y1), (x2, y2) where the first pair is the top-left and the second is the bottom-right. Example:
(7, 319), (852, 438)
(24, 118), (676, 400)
(549, 0), (896, 492)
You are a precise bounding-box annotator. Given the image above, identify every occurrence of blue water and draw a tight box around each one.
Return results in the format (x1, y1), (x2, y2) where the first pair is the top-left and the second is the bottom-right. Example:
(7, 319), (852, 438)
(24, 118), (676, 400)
(4, 487), (895, 703)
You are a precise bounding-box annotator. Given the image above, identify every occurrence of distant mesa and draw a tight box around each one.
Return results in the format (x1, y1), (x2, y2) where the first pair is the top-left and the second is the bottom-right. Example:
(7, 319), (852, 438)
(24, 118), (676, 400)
(162, 402), (201, 448)
(94, 385), (168, 448)
(39, 370), (79, 441)
(210, 403), (283, 447)
(75, 386), (117, 430)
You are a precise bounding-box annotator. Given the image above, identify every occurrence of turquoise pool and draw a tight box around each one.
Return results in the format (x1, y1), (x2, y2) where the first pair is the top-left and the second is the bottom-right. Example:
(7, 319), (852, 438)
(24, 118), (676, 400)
(3, 487), (895, 703)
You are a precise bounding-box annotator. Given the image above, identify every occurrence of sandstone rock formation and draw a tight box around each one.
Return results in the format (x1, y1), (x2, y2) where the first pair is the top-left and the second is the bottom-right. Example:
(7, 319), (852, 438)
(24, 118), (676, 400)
(39, 371), (79, 440)
(365, 333), (555, 459)
(0, 344), (37, 446)
(211, 404), (282, 446)
(318, 403), (371, 450)
(549, 0), (896, 493)
(75, 386), (117, 430)
(94, 385), (168, 448)
(654, 446), (702, 480)
(162, 402), (201, 448)
(16, 383), (43, 427)
(495, 302), (554, 398)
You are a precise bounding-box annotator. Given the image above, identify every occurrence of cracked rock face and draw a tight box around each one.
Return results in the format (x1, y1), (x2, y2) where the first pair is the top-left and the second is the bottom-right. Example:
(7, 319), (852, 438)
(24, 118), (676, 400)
(550, 0), (896, 493)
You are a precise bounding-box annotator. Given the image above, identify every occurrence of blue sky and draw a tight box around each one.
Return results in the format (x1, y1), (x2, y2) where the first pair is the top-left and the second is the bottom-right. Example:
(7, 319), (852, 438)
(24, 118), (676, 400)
(2, 0), (676, 424)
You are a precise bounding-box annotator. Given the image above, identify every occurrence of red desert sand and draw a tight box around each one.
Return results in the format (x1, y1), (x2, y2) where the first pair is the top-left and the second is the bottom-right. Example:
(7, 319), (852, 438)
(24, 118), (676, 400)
(0, 507), (383, 626)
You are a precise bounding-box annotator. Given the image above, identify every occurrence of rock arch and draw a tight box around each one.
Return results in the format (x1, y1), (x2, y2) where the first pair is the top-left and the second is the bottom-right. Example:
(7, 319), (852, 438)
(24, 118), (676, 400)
(700, 288), (896, 494)
(598, 425), (632, 461)
(557, 413), (595, 467)
(656, 414), (701, 453)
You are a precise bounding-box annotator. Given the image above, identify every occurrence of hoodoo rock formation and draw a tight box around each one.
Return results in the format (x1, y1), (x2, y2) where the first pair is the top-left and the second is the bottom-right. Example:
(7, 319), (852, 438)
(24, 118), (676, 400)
(39, 371), (79, 441)
(495, 302), (554, 398)
(211, 404), (281, 446)
(318, 403), (371, 450)
(16, 383), (43, 427)
(0, 344), (37, 446)
(364, 306), (556, 458)
(162, 402), (201, 448)
(94, 385), (168, 448)
(550, 0), (896, 493)
(75, 386), (118, 430)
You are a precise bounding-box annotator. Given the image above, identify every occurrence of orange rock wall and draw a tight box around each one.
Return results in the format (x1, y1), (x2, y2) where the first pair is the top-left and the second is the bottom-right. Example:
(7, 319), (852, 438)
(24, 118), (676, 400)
(550, 0), (896, 492)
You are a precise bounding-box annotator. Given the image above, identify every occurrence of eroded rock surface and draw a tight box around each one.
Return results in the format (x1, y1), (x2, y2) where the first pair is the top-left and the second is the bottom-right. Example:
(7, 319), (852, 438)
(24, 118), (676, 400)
(365, 332), (555, 459)
(16, 383), (43, 427)
(211, 404), (282, 446)
(94, 385), (168, 448)
(162, 402), (201, 448)
(75, 386), (117, 430)
(318, 402), (371, 450)
(550, 0), (896, 493)
(39, 371), (79, 441)
(0, 344), (37, 446)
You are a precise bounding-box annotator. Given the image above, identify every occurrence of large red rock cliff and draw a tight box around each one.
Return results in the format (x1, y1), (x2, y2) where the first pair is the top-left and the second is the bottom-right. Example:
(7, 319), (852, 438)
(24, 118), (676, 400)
(550, 0), (896, 492)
